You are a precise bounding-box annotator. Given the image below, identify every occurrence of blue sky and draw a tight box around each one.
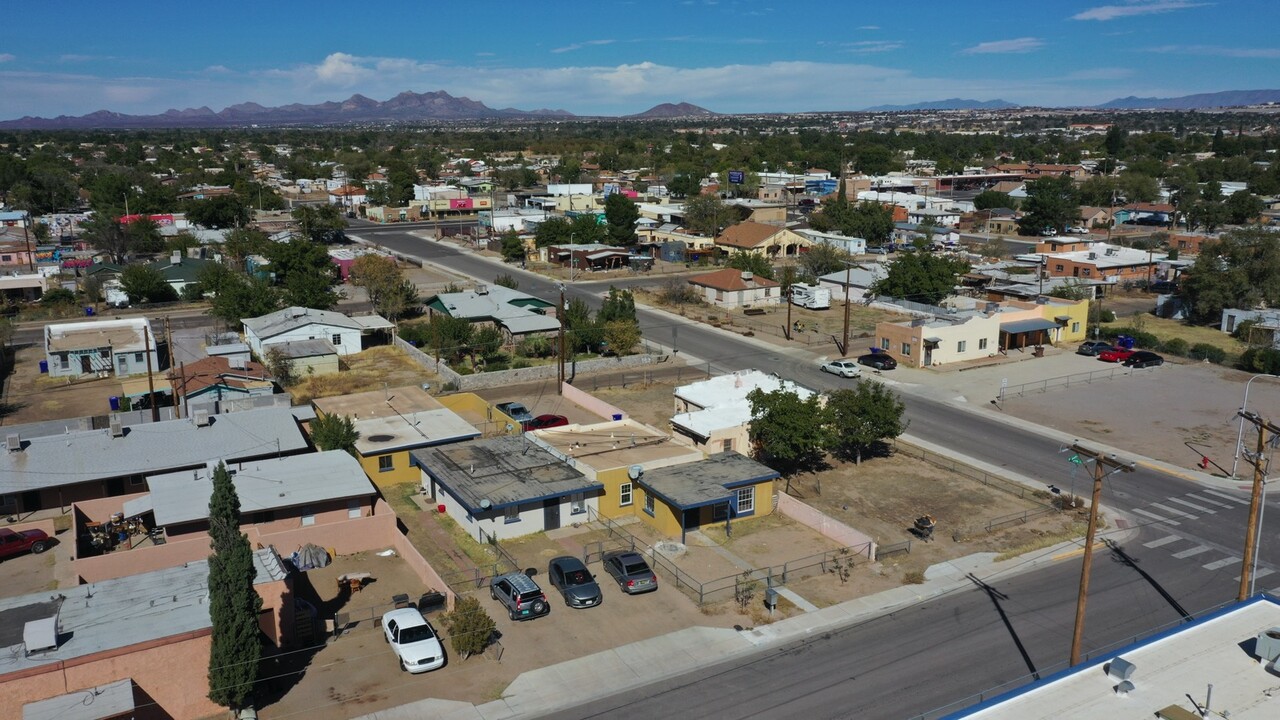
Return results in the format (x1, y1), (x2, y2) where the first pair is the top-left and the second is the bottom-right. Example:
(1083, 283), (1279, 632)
(2, 1), (1276, 119)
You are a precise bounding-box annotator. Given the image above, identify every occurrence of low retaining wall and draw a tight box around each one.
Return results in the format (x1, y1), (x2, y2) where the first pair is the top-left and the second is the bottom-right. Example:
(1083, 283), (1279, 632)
(776, 493), (877, 559)
(3, 518), (58, 539)
(561, 382), (627, 420)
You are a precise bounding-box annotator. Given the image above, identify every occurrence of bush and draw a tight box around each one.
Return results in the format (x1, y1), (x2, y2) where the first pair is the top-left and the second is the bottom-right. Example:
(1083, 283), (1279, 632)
(41, 288), (77, 306)
(1240, 347), (1280, 374)
(1160, 337), (1189, 356)
(440, 596), (496, 660)
(1099, 309), (1116, 323)
(511, 358), (530, 369)
(516, 336), (553, 358)
(1188, 343), (1227, 364)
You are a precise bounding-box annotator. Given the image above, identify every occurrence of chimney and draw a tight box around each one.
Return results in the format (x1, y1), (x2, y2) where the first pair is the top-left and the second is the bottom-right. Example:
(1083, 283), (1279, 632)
(109, 418), (124, 438)
(170, 250), (182, 266)
(6, 433), (20, 453)
(741, 271), (753, 282)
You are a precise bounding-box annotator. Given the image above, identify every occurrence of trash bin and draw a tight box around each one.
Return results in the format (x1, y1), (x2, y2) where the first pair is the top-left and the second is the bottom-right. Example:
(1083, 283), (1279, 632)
(109, 396), (120, 411)
(38, 360), (48, 373)
(84, 307), (95, 317)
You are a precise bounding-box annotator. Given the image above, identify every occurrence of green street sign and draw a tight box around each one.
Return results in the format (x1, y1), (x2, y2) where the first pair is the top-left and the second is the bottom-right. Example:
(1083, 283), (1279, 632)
(1069, 454), (1083, 464)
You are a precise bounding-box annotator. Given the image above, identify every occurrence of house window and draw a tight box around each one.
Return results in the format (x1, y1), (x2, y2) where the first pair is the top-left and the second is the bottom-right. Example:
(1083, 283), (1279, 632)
(570, 493), (586, 515)
(0, 255), (10, 262)
(715, 290), (724, 302)
(722, 438), (734, 453)
(134, 352), (144, 363)
(100, 349), (110, 359)
(881, 338), (890, 350)
(1081, 269), (1091, 276)
(644, 491), (655, 517)
(117, 356), (128, 373)
(901, 343), (911, 355)
(736, 486), (756, 515)
(957, 340), (967, 353)
(348, 499), (362, 519)
(378, 455), (394, 473)
(1055, 264), (1064, 273)
(712, 503), (729, 521)
(764, 288), (772, 297)
(979, 338), (988, 350)
(129, 477), (145, 486)
(59, 354), (69, 370)
(1071, 322), (1080, 333)
(300, 508), (315, 526)
(504, 506), (520, 524)
(331, 334), (341, 345)
(619, 482), (633, 507)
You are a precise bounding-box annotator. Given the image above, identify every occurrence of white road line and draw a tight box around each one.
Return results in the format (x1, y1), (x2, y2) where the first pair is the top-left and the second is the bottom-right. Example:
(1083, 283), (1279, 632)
(1203, 557), (1242, 571)
(1151, 503), (1199, 520)
(1143, 535), (1181, 549)
(1172, 545), (1212, 559)
(1186, 493), (1234, 509)
(1202, 489), (1251, 505)
(1132, 508), (1179, 526)
(1236, 568), (1275, 582)
(1167, 497), (1215, 514)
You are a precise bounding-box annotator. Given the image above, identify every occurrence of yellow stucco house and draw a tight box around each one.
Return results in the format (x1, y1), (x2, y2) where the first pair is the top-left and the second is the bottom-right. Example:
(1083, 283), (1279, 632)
(312, 385), (480, 486)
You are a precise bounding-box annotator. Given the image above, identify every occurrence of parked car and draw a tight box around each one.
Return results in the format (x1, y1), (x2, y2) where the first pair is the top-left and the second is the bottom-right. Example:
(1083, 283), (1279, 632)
(820, 358), (863, 378)
(381, 608), (445, 673)
(547, 556), (603, 609)
(602, 551), (658, 595)
(524, 414), (569, 431)
(1123, 351), (1165, 368)
(1098, 347), (1137, 363)
(495, 401), (534, 425)
(857, 353), (897, 370)
(867, 246), (889, 255)
(0, 528), (51, 561)
(1076, 340), (1114, 357)
(490, 572), (551, 621)
(1149, 280), (1179, 294)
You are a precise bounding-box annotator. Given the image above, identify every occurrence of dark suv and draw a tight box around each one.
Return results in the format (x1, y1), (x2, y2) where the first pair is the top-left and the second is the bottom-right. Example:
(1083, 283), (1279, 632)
(489, 572), (551, 621)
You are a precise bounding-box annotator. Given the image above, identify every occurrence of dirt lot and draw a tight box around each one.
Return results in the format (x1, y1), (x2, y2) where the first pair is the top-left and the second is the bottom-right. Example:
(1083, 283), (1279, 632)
(1, 343), (125, 424)
(0, 544), (59, 599)
(287, 346), (439, 405)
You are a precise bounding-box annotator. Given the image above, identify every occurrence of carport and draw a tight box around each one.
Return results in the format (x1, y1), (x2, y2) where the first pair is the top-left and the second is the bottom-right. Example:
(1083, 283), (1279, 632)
(1000, 317), (1059, 351)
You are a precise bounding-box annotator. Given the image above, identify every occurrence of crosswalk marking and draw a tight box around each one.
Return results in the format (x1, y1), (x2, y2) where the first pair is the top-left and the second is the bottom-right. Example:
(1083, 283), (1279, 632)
(1203, 557), (1241, 571)
(1235, 568), (1275, 582)
(1202, 489), (1251, 506)
(1151, 502), (1199, 520)
(1143, 535), (1181, 549)
(1172, 545), (1212, 559)
(1187, 493), (1234, 509)
(1132, 508), (1179, 526)
(1167, 497), (1215, 514)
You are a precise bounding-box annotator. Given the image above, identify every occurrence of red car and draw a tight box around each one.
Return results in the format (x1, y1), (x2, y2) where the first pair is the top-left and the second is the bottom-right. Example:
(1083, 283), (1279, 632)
(524, 414), (569, 431)
(1097, 347), (1136, 363)
(0, 527), (51, 561)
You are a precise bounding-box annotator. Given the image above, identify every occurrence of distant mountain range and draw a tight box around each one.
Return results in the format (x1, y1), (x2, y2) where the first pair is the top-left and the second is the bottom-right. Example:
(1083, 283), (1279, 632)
(861, 98), (1020, 112)
(0, 90), (574, 130)
(1093, 89), (1280, 110)
(626, 102), (718, 119)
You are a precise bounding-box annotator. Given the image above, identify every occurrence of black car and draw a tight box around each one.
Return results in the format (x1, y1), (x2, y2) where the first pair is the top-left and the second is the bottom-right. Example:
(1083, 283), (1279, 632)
(1123, 351), (1164, 369)
(547, 556), (603, 609)
(602, 551), (658, 594)
(857, 353), (897, 370)
(1076, 340), (1114, 357)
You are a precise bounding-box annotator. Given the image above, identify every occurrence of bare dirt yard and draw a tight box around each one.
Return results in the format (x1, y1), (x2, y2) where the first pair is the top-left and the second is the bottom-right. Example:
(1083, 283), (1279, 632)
(1, 343), (124, 424)
(287, 346), (439, 405)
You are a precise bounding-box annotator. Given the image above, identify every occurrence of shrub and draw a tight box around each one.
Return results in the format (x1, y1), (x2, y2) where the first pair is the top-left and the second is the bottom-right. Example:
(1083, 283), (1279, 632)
(41, 288), (77, 306)
(1099, 309), (1116, 323)
(511, 358), (530, 369)
(1160, 337), (1189, 356)
(516, 335), (553, 358)
(440, 596), (496, 660)
(1240, 347), (1280, 374)
(1188, 343), (1227, 364)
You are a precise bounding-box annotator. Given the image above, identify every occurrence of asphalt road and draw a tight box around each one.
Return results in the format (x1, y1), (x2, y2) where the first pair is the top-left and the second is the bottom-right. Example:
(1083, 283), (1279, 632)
(348, 227), (1279, 717)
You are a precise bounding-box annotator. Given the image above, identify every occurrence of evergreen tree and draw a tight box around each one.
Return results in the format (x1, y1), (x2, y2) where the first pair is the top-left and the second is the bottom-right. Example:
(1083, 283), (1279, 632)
(604, 193), (640, 246)
(206, 461), (262, 711)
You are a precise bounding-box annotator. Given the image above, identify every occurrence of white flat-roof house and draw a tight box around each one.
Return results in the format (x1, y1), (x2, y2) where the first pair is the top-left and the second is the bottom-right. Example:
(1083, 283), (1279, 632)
(242, 306), (391, 357)
(44, 318), (160, 379)
(671, 370), (816, 454)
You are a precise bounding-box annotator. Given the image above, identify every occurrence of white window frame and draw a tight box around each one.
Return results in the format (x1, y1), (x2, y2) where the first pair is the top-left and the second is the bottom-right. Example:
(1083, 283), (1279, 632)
(736, 486), (756, 515)
(300, 507), (315, 526)
(569, 493), (586, 515)
(644, 491), (655, 517)
(880, 338), (890, 350)
(722, 438), (734, 453)
(901, 342), (911, 356)
(378, 455), (394, 473)
(619, 482), (633, 507)
(503, 505), (520, 524)
(979, 338), (988, 350)
(957, 340), (967, 353)
(1071, 321), (1080, 333)
(348, 499), (362, 519)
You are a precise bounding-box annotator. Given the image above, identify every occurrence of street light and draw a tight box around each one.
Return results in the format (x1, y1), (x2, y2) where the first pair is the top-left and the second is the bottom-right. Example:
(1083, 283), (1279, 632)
(1232, 374), (1280, 478)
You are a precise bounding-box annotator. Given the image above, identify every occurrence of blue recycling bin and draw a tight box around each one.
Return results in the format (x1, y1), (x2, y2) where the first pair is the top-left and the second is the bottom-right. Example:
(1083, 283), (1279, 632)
(38, 360), (48, 373)
(84, 307), (95, 317)
(109, 396), (120, 411)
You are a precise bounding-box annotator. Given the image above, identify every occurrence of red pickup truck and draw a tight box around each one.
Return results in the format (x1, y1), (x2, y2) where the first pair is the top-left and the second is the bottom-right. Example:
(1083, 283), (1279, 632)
(0, 527), (51, 560)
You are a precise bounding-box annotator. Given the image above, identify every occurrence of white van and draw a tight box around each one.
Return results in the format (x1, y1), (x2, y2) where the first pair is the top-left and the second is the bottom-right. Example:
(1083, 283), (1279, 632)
(791, 284), (831, 310)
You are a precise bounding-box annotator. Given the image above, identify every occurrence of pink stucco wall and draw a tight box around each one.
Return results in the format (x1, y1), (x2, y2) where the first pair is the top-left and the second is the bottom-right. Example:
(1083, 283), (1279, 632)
(776, 493), (876, 559)
(561, 382), (627, 421)
(4, 517), (56, 538)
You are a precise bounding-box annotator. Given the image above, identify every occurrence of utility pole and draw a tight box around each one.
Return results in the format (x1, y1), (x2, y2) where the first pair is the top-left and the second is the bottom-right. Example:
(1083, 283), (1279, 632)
(164, 317), (178, 418)
(143, 323), (159, 423)
(22, 211), (34, 272)
(1237, 410), (1280, 601)
(557, 283), (566, 395)
(1069, 443), (1136, 666)
(841, 256), (852, 356)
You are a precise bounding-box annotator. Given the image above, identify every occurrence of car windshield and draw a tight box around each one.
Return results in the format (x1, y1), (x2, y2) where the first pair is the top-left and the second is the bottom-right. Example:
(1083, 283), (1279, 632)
(398, 624), (436, 644)
(623, 561), (650, 575)
(564, 569), (590, 585)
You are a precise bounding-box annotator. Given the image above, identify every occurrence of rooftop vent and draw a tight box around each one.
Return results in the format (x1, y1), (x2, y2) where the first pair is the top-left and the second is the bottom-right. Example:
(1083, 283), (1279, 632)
(1106, 657), (1136, 683)
(1256, 626), (1280, 664)
(171, 250), (182, 266)
(109, 418), (124, 438)
(741, 271), (754, 282)
(6, 433), (20, 453)
(23, 615), (59, 655)
(193, 409), (211, 427)
(475, 283), (489, 295)
(1088, 252), (1098, 260)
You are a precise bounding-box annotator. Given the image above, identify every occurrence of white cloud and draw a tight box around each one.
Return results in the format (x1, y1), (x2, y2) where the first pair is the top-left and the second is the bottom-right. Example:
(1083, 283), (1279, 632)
(858, 25), (880, 30)
(1146, 44), (1280, 59)
(961, 38), (1044, 55)
(59, 54), (113, 63)
(1072, 1), (1209, 21)
(202, 65), (233, 74)
(844, 41), (903, 54)
(551, 39), (616, 54)
(313, 52), (373, 86)
(0, 53), (15, 63)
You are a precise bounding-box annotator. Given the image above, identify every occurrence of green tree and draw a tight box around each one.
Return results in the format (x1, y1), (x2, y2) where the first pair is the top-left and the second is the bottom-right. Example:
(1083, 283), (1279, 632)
(310, 413), (359, 455)
(291, 205), (347, 243)
(1017, 176), (1079, 236)
(185, 195), (251, 229)
(469, 325), (504, 364)
(726, 251), (775, 280)
(350, 255), (415, 319)
(1182, 229), (1280, 324)
(1103, 125), (1127, 156)
(534, 216), (573, 248)
(564, 297), (602, 353)
(667, 174), (701, 199)
(440, 596), (496, 660)
(826, 383), (907, 465)
(41, 288), (76, 306)
(424, 314), (474, 362)
(871, 253), (970, 306)
(683, 194), (730, 237)
(222, 228), (270, 265)
(206, 461), (262, 712)
(207, 274), (282, 326)
(1225, 191), (1264, 225)
(604, 192), (640, 246)
(120, 264), (178, 304)
(499, 230), (526, 262)
(601, 320), (641, 356)
(798, 242), (850, 279)
(283, 268), (339, 310)
(973, 190), (1016, 211)
(493, 273), (519, 290)
(80, 215), (134, 264)
(746, 387), (831, 476)
(597, 287), (637, 325)
(845, 202), (896, 245)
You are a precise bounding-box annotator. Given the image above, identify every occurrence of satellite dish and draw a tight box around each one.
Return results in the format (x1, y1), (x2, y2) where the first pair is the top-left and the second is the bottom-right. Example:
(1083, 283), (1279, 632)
(480, 498), (492, 510)
(628, 464), (643, 480)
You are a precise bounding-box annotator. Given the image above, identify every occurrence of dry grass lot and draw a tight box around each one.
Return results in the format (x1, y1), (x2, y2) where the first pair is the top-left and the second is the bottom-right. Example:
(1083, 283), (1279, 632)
(287, 346), (438, 405)
(1, 344), (124, 424)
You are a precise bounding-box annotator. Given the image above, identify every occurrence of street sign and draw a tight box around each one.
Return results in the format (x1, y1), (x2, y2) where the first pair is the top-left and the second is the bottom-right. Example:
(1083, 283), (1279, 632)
(1069, 454), (1083, 465)
(728, 170), (745, 184)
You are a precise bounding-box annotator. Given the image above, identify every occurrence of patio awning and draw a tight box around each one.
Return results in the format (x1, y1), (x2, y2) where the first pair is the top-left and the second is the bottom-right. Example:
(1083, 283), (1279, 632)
(121, 377), (172, 399)
(24, 679), (136, 720)
(999, 318), (1060, 334)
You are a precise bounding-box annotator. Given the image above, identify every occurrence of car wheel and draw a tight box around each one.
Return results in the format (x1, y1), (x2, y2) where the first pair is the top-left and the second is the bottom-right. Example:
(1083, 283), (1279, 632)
(532, 601), (546, 615)
(30, 541), (47, 554)
(509, 608), (518, 621)
(400, 659), (408, 672)
(490, 588), (497, 601)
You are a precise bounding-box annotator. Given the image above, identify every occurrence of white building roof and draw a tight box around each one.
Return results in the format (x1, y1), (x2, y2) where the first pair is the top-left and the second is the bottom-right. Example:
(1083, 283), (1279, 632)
(672, 370), (815, 439)
(242, 306), (364, 340)
(954, 596), (1280, 720)
(1017, 242), (1167, 270)
(145, 450), (375, 526)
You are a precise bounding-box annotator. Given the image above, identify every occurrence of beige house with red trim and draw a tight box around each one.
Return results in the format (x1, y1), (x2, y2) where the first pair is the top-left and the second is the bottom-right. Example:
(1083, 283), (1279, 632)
(687, 268), (781, 309)
(713, 221), (811, 257)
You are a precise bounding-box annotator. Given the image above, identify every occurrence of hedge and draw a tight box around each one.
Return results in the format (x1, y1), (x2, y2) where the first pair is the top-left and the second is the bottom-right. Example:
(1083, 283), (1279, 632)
(1188, 343), (1227, 364)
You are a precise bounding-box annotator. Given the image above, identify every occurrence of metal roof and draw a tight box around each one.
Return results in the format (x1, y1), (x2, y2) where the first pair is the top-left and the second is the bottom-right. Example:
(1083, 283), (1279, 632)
(0, 406), (310, 494)
(243, 306), (363, 340)
(45, 318), (151, 353)
(999, 318), (1060, 334)
(24, 679), (136, 720)
(426, 284), (558, 335)
(412, 435), (601, 513)
(637, 452), (779, 510)
(146, 450), (374, 526)
(270, 338), (338, 358)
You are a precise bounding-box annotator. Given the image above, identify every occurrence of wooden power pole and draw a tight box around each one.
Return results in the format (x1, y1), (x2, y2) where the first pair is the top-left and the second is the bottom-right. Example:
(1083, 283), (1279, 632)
(143, 324), (159, 423)
(1237, 410), (1280, 601)
(557, 284), (566, 395)
(1069, 443), (1136, 666)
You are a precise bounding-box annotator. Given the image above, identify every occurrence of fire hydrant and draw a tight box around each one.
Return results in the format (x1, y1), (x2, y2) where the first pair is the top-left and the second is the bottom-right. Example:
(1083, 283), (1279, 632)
(1200, 456), (1210, 470)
